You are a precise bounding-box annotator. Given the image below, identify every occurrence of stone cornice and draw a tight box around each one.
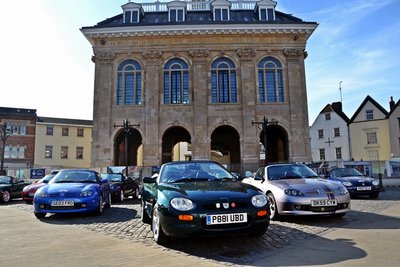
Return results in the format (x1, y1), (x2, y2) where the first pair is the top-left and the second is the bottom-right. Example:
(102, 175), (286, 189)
(81, 24), (317, 41)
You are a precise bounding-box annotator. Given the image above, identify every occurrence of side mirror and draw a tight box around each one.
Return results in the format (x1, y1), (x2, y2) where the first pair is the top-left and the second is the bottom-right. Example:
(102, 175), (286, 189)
(143, 176), (156, 184)
(101, 178), (109, 184)
(43, 180), (49, 184)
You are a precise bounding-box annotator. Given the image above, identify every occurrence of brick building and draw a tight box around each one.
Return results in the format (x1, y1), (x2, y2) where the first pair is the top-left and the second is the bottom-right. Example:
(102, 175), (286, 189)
(81, 0), (317, 172)
(0, 107), (37, 177)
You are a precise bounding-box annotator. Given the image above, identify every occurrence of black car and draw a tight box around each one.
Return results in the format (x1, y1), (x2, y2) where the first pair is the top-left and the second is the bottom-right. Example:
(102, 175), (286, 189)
(141, 161), (270, 245)
(101, 173), (140, 202)
(326, 168), (380, 198)
(0, 176), (31, 203)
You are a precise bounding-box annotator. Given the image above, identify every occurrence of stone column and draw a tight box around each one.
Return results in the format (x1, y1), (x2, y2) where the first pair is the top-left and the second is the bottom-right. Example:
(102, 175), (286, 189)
(284, 48), (311, 162)
(91, 52), (115, 168)
(142, 50), (162, 166)
(237, 48), (260, 167)
(190, 49), (210, 160)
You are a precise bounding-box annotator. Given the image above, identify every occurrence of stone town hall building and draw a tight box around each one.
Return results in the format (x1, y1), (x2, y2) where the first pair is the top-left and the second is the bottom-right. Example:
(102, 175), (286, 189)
(81, 0), (317, 170)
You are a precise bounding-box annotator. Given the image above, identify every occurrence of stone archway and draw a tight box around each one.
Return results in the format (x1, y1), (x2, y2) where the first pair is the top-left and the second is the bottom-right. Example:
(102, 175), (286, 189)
(260, 125), (289, 163)
(113, 128), (142, 166)
(162, 126), (191, 164)
(210, 125), (241, 164)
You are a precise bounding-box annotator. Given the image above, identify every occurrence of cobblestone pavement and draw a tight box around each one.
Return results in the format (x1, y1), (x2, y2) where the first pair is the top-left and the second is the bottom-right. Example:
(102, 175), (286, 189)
(7, 188), (400, 266)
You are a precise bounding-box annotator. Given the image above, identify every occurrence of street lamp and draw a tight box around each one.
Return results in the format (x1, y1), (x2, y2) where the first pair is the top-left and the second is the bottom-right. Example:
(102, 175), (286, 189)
(252, 116), (278, 166)
(1, 122), (12, 175)
(114, 119), (140, 177)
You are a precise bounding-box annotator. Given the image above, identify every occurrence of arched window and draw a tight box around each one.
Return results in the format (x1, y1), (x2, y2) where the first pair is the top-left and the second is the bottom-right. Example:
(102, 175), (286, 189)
(258, 57), (284, 102)
(11, 146), (18, 158)
(18, 146), (25, 159)
(117, 59), (142, 105)
(4, 146), (10, 158)
(163, 59), (189, 104)
(211, 57), (237, 103)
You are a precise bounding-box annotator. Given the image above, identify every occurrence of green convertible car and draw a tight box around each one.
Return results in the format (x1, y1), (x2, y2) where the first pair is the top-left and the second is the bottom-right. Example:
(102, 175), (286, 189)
(141, 161), (270, 245)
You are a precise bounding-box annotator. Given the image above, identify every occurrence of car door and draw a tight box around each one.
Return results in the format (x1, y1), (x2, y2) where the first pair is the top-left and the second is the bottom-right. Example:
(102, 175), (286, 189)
(123, 176), (136, 195)
(11, 177), (26, 198)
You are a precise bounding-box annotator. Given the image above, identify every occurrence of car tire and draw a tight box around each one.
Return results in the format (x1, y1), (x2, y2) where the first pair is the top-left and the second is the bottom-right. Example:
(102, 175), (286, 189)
(134, 187), (140, 199)
(267, 193), (280, 220)
(151, 204), (168, 245)
(141, 200), (151, 224)
(34, 212), (46, 219)
(119, 189), (124, 202)
(105, 193), (111, 208)
(1, 190), (11, 203)
(94, 195), (104, 216)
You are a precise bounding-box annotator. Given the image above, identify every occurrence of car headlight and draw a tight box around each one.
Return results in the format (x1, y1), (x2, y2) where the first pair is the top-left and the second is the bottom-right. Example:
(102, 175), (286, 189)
(80, 190), (94, 197)
(342, 181), (352, 187)
(23, 186), (30, 192)
(251, 194), (268, 207)
(372, 180), (379, 186)
(338, 186), (349, 195)
(284, 189), (304, 196)
(170, 197), (195, 211)
(36, 191), (48, 198)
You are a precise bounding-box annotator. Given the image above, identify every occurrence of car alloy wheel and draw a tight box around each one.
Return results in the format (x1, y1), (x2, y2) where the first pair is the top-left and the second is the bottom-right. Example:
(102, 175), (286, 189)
(267, 193), (279, 220)
(1, 191), (11, 203)
(119, 190), (124, 202)
(151, 204), (168, 244)
(95, 195), (104, 215)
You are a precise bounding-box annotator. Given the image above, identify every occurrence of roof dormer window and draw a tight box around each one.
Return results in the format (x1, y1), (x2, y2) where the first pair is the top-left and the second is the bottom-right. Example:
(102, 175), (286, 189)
(211, 0), (231, 22)
(167, 1), (187, 22)
(122, 2), (144, 24)
(124, 10), (139, 23)
(169, 8), (185, 22)
(255, 0), (277, 21)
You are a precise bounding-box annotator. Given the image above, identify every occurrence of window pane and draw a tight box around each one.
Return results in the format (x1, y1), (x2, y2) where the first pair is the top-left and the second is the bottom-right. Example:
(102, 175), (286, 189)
(170, 9), (176, 22)
(267, 8), (274, 20)
(62, 128), (69, 136)
(222, 9), (228, 20)
(211, 71), (217, 103)
(46, 126), (53, 136)
(125, 73), (134, 104)
(45, 145), (53, 158)
(117, 74), (123, 105)
(177, 9), (184, 21)
(132, 11), (138, 22)
(61, 146), (68, 159)
(125, 11), (131, 23)
(260, 9), (267, 20)
(76, 147), (84, 159)
(136, 73), (142, 104)
(266, 70), (276, 102)
(77, 128), (84, 137)
(215, 9), (221, 21)
(164, 72), (170, 104)
(258, 69), (265, 102)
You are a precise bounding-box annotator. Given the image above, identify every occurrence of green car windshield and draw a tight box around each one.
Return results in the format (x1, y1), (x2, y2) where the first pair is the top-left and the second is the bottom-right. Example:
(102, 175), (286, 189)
(160, 162), (235, 183)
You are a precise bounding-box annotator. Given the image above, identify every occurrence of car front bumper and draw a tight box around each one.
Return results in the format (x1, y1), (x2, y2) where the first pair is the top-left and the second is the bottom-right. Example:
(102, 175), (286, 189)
(34, 196), (100, 214)
(157, 207), (270, 237)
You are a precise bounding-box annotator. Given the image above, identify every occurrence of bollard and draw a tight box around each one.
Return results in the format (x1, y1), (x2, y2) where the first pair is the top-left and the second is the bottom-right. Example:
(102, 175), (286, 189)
(378, 173), (385, 192)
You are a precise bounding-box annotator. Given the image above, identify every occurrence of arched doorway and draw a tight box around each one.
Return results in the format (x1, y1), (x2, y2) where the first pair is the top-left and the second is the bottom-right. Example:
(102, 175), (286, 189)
(210, 125), (241, 164)
(162, 126), (191, 164)
(114, 128), (142, 166)
(260, 125), (288, 163)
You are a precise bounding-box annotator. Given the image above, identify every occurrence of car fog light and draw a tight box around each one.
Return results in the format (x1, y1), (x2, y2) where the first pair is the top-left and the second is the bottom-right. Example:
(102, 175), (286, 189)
(82, 204), (87, 208)
(257, 210), (268, 217)
(178, 214), (193, 221)
(39, 204), (45, 209)
(294, 205), (301, 210)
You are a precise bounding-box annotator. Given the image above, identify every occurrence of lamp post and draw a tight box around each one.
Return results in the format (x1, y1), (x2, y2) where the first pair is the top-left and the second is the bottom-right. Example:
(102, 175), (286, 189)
(252, 116), (278, 166)
(114, 119), (140, 177)
(1, 122), (12, 175)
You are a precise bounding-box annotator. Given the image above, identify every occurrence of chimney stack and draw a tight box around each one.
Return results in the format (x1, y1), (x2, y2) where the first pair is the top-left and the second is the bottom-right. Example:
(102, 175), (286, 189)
(389, 96), (395, 112)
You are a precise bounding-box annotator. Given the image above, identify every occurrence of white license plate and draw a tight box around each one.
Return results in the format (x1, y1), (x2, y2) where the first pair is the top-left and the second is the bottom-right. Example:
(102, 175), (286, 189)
(311, 199), (337, 207)
(206, 213), (247, 225)
(357, 186), (371, 191)
(51, 200), (74, 207)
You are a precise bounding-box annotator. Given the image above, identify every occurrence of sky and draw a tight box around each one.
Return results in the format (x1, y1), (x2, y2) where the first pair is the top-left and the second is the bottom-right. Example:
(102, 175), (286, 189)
(0, 0), (399, 124)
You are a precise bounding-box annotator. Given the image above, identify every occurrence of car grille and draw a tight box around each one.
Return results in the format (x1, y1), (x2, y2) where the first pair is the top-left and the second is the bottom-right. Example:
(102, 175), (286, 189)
(49, 192), (78, 197)
(294, 203), (349, 212)
(202, 201), (248, 211)
(41, 203), (87, 210)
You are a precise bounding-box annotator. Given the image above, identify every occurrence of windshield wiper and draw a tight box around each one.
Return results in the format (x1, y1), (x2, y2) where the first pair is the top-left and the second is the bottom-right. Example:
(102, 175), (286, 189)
(278, 175), (303, 180)
(213, 177), (233, 181)
(172, 177), (209, 183)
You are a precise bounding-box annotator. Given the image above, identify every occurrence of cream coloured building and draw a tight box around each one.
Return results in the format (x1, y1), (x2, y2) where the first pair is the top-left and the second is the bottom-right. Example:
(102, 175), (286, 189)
(81, 0), (317, 171)
(34, 117), (92, 171)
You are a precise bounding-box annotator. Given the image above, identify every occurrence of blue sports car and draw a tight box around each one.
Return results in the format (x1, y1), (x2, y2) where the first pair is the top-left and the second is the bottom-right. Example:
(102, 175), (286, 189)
(33, 169), (111, 219)
(326, 168), (380, 198)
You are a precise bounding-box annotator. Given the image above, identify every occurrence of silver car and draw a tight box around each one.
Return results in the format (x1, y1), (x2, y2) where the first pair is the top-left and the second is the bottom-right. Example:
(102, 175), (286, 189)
(242, 164), (351, 220)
